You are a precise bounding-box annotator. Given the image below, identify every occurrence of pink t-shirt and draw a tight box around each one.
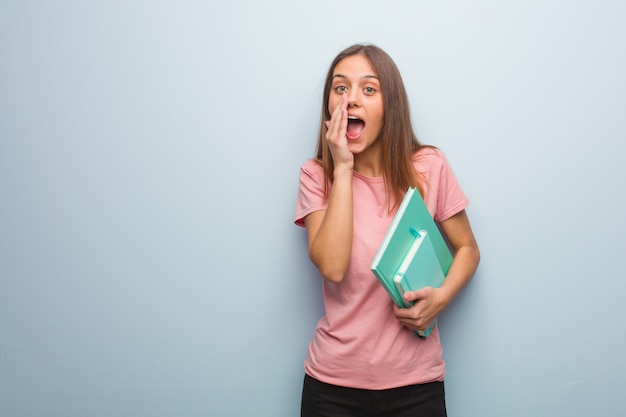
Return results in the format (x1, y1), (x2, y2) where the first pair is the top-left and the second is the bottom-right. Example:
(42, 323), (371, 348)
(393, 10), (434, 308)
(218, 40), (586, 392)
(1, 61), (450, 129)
(294, 147), (469, 390)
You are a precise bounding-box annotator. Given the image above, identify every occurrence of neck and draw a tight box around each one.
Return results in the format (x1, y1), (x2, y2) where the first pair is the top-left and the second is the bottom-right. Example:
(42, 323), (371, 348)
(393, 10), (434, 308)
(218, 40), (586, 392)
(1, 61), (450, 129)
(354, 148), (383, 177)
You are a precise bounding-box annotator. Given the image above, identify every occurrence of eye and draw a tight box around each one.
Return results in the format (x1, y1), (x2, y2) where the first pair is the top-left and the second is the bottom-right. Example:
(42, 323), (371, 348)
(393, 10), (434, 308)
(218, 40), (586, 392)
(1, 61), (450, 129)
(334, 85), (348, 94)
(364, 86), (377, 95)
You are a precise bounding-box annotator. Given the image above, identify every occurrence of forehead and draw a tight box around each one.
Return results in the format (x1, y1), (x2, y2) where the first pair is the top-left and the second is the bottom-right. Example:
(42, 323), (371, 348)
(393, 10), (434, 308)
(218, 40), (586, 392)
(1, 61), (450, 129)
(333, 54), (378, 78)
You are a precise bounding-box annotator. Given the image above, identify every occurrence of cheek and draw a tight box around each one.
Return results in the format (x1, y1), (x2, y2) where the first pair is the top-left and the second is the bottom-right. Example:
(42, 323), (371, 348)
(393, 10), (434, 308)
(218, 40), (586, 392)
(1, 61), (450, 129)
(328, 96), (340, 114)
(372, 110), (384, 127)
(375, 106), (385, 125)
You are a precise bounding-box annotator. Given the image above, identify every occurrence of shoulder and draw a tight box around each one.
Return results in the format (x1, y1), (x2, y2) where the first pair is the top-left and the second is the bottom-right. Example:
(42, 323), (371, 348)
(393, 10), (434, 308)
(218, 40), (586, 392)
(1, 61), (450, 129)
(300, 158), (323, 174)
(299, 158), (325, 185)
(413, 147), (469, 222)
(295, 158), (326, 227)
(412, 146), (450, 172)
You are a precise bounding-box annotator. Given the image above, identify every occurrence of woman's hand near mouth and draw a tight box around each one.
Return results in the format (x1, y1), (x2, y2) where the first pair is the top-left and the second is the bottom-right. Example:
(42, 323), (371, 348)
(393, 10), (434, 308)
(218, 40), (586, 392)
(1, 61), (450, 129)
(325, 93), (354, 172)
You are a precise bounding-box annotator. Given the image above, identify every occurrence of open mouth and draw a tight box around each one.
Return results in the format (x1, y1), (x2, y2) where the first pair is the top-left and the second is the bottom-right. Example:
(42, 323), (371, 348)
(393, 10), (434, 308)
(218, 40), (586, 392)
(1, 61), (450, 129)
(347, 116), (365, 139)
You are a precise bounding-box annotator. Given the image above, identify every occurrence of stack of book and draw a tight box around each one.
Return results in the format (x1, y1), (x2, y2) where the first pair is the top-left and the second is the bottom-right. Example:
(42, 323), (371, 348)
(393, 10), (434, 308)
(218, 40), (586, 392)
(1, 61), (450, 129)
(370, 187), (453, 337)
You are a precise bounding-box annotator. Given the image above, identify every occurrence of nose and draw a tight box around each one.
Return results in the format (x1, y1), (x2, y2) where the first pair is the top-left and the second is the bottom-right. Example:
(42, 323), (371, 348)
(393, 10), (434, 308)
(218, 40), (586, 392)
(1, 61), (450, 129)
(346, 89), (360, 107)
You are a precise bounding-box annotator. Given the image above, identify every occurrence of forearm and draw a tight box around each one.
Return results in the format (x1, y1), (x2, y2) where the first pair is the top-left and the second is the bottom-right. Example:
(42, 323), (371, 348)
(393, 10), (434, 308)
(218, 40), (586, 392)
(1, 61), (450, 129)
(439, 244), (480, 306)
(395, 241), (479, 332)
(308, 168), (353, 283)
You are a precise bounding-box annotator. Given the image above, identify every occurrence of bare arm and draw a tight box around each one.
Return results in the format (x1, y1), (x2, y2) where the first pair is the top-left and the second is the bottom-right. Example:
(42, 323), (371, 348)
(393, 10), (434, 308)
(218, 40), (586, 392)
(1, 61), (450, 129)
(305, 168), (353, 283)
(305, 94), (355, 284)
(394, 209), (480, 332)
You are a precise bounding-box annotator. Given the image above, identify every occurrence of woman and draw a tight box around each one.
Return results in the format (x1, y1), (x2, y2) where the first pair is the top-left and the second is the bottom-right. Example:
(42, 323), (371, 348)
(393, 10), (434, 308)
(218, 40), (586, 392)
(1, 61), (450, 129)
(295, 43), (480, 416)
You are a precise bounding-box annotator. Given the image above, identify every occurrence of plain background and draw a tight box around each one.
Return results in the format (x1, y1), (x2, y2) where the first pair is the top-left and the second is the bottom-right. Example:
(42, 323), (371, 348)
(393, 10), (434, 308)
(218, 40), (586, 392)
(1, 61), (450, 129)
(1, 1), (625, 416)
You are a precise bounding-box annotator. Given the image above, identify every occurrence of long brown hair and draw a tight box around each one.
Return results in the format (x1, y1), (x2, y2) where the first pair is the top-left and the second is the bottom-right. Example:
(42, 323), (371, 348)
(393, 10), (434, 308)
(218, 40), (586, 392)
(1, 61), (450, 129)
(315, 43), (429, 211)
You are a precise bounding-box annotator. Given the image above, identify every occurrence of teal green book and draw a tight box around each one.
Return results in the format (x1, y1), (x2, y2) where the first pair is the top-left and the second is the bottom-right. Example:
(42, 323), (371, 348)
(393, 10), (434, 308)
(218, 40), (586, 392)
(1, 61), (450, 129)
(370, 187), (453, 337)
(393, 229), (446, 337)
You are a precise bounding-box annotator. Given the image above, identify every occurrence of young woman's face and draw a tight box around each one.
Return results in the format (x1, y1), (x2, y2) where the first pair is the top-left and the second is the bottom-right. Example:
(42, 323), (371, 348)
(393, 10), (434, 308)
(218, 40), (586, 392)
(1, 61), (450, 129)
(328, 54), (384, 156)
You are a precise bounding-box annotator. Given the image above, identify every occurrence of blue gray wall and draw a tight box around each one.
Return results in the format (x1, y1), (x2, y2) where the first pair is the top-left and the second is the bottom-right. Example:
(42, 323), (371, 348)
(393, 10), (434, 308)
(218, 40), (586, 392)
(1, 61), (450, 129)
(1, 1), (625, 416)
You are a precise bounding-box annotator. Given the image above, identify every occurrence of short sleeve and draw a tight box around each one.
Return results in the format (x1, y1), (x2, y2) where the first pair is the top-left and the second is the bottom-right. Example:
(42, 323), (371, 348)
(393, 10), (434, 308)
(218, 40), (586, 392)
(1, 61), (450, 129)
(416, 148), (469, 223)
(294, 159), (329, 227)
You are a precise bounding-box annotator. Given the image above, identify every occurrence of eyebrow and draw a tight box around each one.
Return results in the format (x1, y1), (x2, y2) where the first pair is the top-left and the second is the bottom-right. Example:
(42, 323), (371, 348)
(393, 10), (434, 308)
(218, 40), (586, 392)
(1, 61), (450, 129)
(332, 74), (379, 81)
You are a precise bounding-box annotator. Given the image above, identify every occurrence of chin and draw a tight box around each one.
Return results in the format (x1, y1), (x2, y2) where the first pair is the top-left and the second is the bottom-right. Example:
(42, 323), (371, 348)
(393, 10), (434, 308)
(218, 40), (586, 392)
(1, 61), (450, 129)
(347, 142), (364, 152)
(348, 137), (377, 154)
(348, 145), (371, 156)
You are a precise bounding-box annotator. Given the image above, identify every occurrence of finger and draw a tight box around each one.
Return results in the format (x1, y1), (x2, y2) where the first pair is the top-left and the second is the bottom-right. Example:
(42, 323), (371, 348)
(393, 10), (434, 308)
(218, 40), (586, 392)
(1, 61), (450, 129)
(332, 93), (347, 116)
(327, 117), (344, 145)
(328, 94), (347, 136)
(396, 311), (431, 331)
(393, 303), (420, 319)
(403, 289), (425, 303)
(393, 304), (405, 315)
(326, 102), (341, 139)
(331, 94), (345, 119)
(338, 102), (348, 136)
(334, 96), (348, 139)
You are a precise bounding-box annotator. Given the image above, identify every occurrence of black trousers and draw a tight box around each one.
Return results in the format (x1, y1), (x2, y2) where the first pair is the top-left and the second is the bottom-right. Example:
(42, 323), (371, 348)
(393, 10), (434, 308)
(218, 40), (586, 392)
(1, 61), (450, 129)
(301, 374), (447, 417)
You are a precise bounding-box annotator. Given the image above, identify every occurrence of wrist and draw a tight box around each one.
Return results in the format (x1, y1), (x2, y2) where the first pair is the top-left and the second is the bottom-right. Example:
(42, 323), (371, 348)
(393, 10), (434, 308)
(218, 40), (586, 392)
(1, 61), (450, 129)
(437, 284), (456, 307)
(333, 165), (353, 178)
